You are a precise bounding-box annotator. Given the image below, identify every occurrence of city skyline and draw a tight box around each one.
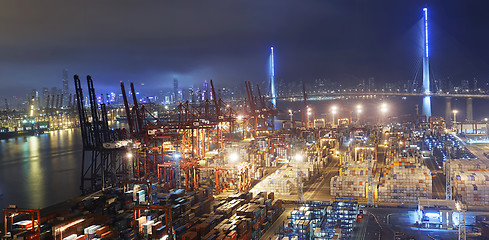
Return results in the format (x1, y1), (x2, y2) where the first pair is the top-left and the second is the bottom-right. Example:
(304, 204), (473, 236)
(1, 1), (489, 98)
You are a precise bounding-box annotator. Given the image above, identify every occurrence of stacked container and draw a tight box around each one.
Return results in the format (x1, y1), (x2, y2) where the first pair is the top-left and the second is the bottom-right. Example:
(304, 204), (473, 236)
(251, 163), (315, 195)
(330, 176), (369, 198)
(453, 170), (489, 205)
(331, 154), (374, 199)
(378, 163), (432, 203)
(450, 158), (489, 172)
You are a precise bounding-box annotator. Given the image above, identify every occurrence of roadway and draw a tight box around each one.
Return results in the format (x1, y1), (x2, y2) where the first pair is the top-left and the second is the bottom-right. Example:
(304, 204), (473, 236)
(303, 156), (339, 201)
(465, 144), (489, 161)
(272, 156), (339, 202)
(260, 204), (295, 240)
(423, 156), (446, 200)
(278, 90), (489, 100)
(351, 209), (369, 240)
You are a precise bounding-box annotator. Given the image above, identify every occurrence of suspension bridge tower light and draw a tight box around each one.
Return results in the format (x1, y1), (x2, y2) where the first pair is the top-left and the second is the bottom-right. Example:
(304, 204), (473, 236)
(422, 7), (432, 117)
(269, 46), (277, 109)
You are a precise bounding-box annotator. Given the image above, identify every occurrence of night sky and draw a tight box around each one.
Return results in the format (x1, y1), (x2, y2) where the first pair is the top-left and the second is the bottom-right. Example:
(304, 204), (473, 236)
(1, 0), (489, 97)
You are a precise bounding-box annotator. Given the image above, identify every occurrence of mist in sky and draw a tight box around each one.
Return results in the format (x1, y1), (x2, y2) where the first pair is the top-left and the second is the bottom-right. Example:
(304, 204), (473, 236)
(1, 0), (488, 97)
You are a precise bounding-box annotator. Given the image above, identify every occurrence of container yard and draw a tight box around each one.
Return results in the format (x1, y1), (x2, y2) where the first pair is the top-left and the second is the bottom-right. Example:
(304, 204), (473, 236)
(273, 199), (358, 240)
(3, 75), (489, 240)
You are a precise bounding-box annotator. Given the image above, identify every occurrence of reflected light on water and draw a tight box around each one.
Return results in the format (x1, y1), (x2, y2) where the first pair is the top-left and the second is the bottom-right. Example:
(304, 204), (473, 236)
(0, 130), (83, 210)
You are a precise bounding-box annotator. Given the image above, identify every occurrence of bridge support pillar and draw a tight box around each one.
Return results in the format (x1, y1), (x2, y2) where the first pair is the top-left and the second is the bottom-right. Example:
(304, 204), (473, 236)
(467, 98), (473, 121)
(445, 97), (452, 127)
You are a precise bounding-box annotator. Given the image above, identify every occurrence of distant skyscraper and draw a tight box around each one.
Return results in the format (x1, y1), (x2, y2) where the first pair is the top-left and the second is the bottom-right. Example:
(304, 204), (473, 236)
(368, 77), (375, 90)
(461, 80), (469, 91)
(203, 80), (209, 100)
(29, 89), (38, 109)
(62, 69), (69, 107)
(42, 87), (49, 108)
(173, 78), (178, 102)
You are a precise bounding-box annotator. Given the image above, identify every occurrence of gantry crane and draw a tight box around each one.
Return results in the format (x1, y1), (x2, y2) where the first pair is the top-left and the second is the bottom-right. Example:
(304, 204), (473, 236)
(3, 208), (40, 239)
(120, 80), (238, 193)
(133, 205), (173, 239)
(74, 75), (129, 192)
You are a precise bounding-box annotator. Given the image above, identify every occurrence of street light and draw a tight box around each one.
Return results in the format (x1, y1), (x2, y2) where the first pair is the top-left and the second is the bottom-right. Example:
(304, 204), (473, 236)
(307, 107), (312, 128)
(380, 103), (388, 123)
(127, 151), (134, 179)
(295, 153), (303, 162)
(288, 109), (293, 122)
(331, 106), (337, 127)
(453, 110), (458, 125)
(229, 152), (239, 163)
(356, 104), (362, 123)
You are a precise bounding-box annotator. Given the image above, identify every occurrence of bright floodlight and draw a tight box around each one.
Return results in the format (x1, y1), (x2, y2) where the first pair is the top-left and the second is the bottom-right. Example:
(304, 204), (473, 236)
(295, 153), (303, 162)
(173, 152), (181, 160)
(356, 104), (362, 113)
(126, 152), (133, 158)
(452, 109), (458, 114)
(237, 115), (243, 121)
(380, 103), (388, 113)
(331, 106), (337, 114)
(229, 152), (239, 163)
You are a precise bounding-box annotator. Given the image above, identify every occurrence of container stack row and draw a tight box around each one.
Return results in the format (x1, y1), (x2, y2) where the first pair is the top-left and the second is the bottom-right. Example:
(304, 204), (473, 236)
(377, 163), (432, 203)
(453, 170), (489, 205)
(330, 176), (369, 198)
(251, 163), (315, 195)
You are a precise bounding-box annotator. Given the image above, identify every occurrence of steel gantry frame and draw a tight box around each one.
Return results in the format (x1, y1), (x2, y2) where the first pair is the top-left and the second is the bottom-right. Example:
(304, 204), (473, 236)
(120, 80), (239, 192)
(75, 75), (129, 193)
(3, 208), (41, 239)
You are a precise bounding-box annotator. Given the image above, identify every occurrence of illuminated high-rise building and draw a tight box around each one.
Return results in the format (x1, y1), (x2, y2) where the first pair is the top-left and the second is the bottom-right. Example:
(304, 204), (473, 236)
(62, 69), (69, 107)
(173, 78), (178, 103)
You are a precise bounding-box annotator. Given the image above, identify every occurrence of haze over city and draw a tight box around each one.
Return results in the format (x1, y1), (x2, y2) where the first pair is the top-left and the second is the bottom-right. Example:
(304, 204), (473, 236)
(1, 0), (489, 98)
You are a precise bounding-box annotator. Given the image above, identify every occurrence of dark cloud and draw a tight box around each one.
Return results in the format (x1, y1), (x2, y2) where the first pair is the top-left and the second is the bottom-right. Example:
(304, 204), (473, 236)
(0, 0), (489, 97)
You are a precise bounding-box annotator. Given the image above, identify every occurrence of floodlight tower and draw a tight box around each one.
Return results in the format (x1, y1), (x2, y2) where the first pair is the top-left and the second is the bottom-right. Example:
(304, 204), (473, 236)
(269, 47), (277, 109)
(422, 7), (432, 117)
(446, 147), (452, 200)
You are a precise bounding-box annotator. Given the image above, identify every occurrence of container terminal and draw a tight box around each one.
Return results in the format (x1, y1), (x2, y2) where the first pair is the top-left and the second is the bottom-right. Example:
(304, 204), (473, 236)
(3, 76), (489, 240)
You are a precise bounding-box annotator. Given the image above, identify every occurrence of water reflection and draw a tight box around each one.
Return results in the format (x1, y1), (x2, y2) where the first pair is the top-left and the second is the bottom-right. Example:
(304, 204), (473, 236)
(0, 129), (83, 210)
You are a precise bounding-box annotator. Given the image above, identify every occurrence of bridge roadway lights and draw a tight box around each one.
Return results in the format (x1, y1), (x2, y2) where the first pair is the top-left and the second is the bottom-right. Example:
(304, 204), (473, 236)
(445, 97), (452, 127)
(466, 98), (473, 121)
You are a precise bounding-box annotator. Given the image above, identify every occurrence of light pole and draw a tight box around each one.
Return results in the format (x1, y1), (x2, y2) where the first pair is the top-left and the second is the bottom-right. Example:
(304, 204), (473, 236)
(331, 106), (337, 127)
(126, 151), (134, 179)
(380, 103), (388, 123)
(307, 107), (312, 128)
(452, 110), (458, 126)
(295, 153), (304, 203)
(356, 104), (362, 123)
(289, 109), (293, 122)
